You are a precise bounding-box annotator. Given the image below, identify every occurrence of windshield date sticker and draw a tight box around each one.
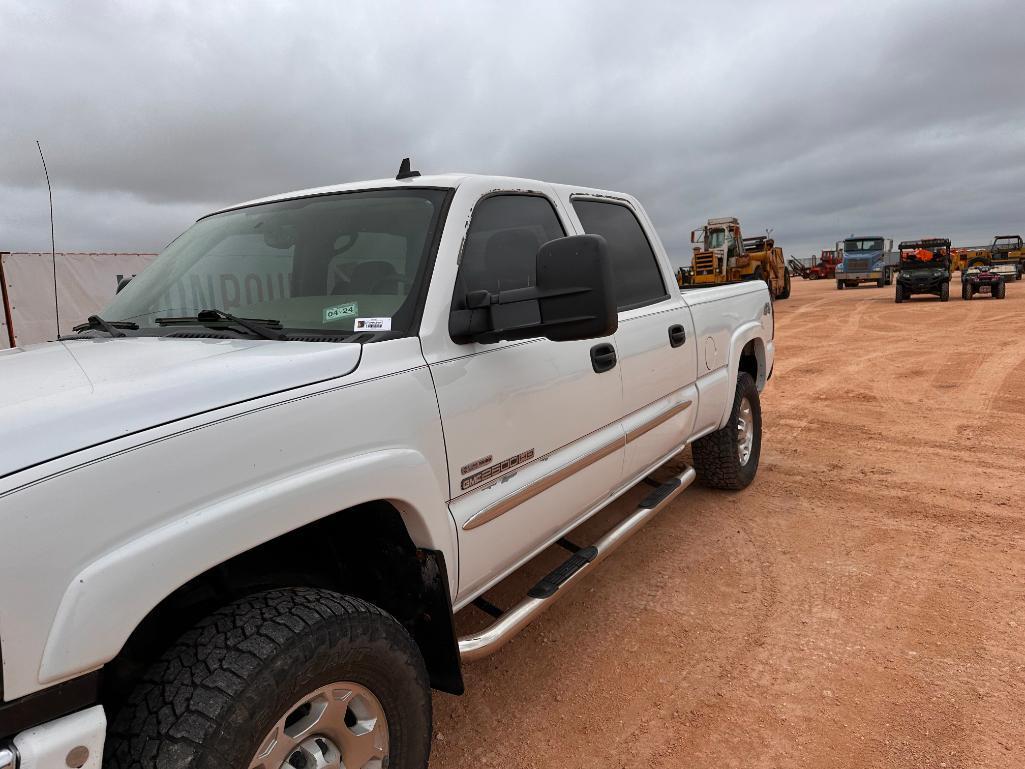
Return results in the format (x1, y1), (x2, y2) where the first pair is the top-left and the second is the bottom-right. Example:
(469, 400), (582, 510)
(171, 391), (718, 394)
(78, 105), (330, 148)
(354, 317), (392, 331)
(323, 302), (358, 323)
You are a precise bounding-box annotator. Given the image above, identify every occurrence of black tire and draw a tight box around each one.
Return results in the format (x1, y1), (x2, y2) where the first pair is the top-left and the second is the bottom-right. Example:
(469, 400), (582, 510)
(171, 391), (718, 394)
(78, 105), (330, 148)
(962, 282), (970, 300)
(876, 277), (884, 288)
(886, 269), (894, 286)
(777, 269), (791, 300)
(940, 282), (949, 302)
(996, 281), (1006, 299)
(692, 372), (761, 490)
(104, 589), (432, 769)
(836, 280), (844, 290)
(895, 284), (904, 303)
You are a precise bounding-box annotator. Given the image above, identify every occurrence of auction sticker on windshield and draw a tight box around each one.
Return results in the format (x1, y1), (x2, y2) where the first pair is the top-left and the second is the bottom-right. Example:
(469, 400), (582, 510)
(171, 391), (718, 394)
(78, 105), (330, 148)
(355, 317), (392, 331)
(323, 303), (358, 323)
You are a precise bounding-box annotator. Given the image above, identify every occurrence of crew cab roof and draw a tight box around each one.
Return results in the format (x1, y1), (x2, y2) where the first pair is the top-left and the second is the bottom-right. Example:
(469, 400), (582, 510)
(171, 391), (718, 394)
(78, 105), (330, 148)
(205, 173), (635, 219)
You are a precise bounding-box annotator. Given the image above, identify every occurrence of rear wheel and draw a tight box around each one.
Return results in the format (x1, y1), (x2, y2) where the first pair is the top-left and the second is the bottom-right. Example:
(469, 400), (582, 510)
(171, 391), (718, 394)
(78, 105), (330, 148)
(104, 589), (432, 769)
(962, 282), (970, 300)
(996, 281), (1006, 299)
(940, 282), (949, 302)
(777, 269), (791, 300)
(876, 277), (885, 287)
(895, 284), (904, 303)
(836, 280), (844, 290)
(692, 372), (761, 490)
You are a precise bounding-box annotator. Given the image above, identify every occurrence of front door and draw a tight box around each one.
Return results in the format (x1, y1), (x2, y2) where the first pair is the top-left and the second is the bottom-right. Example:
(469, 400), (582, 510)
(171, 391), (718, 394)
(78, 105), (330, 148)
(427, 189), (626, 602)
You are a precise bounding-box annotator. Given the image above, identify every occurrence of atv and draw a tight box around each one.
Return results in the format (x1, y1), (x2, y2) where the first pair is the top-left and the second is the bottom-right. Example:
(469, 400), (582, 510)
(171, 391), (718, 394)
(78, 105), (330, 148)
(962, 264), (1006, 300)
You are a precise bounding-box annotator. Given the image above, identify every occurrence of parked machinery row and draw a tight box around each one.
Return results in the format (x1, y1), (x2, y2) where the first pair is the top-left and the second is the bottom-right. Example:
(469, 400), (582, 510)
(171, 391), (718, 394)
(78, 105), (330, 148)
(825, 232), (1022, 303)
(675, 223), (1022, 305)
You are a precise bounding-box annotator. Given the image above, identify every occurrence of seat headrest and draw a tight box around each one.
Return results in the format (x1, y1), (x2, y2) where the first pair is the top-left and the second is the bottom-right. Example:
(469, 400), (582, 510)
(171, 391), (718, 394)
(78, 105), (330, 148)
(483, 229), (540, 290)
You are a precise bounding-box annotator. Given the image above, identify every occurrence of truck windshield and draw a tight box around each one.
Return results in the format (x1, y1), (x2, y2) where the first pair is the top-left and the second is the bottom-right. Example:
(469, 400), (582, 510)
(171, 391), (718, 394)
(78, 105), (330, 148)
(705, 229), (726, 249)
(844, 239), (883, 252)
(102, 188), (450, 339)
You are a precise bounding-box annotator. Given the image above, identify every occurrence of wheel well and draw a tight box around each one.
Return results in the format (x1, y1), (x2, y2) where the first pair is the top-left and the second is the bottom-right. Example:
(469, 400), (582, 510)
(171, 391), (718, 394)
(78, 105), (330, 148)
(102, 501), (463, 715)
(739, 339), (764, 390)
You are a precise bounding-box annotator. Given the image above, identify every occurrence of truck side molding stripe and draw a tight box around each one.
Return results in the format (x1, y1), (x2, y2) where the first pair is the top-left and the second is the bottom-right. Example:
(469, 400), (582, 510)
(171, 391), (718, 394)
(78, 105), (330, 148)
(462, 399), (691, 530)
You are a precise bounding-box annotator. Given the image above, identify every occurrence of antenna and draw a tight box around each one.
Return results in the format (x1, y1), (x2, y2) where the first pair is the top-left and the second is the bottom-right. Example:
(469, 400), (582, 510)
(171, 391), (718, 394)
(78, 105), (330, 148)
(396, 157), (421, 180)
(35, 140), (60, 336)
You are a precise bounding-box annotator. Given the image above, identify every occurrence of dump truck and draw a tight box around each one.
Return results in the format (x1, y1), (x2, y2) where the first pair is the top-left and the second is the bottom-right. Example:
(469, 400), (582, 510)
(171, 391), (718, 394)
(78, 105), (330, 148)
(689, 217), (790, 299)
(834, 236), (898, 289)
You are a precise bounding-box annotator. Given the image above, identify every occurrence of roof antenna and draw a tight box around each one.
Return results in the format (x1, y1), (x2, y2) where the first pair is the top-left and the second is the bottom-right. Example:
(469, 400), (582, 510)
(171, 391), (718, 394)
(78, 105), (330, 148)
(36, 140), (60, 337)
(396, 157), (421, 180)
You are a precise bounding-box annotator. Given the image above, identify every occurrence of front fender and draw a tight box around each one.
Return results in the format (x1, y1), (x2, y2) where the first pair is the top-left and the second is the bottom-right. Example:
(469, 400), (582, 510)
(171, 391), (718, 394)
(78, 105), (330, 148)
(39, 448), (453, 686)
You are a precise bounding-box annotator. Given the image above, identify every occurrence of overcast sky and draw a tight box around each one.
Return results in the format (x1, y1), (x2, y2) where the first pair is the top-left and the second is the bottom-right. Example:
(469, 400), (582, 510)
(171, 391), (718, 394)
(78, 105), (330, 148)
(2, 0), (1023, 268)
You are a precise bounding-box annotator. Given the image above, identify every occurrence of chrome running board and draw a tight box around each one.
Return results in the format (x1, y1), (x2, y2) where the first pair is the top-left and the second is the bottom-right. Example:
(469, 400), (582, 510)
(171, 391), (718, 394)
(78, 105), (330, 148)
(458, 465), (697, 663)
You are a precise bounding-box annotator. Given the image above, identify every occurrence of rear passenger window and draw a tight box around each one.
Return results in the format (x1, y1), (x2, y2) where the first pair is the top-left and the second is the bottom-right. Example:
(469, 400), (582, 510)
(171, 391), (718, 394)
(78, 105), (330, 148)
(572, 199), (668, 311)
(454, 194), (566, 303)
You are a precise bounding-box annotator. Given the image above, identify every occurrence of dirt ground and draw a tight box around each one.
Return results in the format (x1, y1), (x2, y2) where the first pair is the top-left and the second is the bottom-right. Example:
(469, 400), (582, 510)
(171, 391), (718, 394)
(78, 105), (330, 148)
(430, 275), (1025, 768)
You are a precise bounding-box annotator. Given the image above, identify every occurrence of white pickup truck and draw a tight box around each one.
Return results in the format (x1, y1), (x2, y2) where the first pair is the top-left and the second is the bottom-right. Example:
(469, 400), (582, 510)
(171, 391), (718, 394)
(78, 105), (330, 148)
(0, 167), (774, 769)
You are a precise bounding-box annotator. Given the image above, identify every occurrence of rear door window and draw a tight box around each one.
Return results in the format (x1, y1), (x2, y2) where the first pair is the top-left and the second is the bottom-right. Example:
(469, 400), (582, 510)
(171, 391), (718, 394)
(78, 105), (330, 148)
(572, 199), (668, 311)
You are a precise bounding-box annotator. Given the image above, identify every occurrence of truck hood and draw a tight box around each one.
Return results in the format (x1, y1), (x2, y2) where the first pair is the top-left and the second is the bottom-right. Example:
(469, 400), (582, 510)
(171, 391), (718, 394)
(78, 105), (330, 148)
(0, 337), (362, 480)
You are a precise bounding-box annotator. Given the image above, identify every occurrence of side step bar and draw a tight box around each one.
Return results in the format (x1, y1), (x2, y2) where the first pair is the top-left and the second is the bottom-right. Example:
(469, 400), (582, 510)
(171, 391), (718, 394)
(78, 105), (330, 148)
(458, 465), (697, 663)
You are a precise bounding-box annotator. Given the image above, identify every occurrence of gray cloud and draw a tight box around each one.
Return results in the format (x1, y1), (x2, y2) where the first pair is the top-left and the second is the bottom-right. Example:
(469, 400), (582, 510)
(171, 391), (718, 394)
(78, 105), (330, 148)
(2, 0), (1023, 266)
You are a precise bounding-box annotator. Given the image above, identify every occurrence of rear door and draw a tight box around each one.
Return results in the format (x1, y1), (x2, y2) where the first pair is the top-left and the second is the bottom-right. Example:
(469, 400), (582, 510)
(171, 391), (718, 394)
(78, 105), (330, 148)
(423, 185), (626, 602)
(566, 194), (698, 482)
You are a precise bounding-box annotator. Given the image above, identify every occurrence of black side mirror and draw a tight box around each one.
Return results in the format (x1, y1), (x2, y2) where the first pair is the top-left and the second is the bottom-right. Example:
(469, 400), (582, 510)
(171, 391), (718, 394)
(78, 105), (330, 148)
(451, 234), (618, 344)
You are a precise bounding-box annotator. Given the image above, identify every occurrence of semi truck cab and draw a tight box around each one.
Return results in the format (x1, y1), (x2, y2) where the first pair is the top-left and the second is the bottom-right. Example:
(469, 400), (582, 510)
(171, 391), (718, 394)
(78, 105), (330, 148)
(835, 236), (896, 289)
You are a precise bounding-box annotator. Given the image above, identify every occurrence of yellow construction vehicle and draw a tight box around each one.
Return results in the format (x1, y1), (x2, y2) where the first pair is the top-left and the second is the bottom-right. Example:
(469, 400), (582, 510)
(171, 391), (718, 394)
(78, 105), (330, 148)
(686, 217), (790, 299)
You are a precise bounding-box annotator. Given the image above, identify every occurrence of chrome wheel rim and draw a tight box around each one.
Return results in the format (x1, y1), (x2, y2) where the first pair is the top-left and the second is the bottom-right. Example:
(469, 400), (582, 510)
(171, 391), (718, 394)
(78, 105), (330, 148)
(249, 681), (389, 769)
(736, 397), (754, 467)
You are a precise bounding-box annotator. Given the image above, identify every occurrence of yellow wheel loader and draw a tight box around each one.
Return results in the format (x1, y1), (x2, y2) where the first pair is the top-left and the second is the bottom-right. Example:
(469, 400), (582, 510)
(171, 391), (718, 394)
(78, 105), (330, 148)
(688, 217), (789, 299)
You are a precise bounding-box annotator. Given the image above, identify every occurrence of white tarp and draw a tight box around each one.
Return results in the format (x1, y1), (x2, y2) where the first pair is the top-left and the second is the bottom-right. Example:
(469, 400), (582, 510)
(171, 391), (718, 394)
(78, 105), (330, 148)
(0, 252), (157, 347)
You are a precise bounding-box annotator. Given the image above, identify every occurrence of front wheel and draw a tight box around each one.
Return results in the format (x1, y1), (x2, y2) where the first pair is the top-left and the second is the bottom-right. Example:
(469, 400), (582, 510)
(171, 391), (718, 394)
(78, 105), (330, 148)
(962, 282), (970, 300)
(104, 589), (432, 769)
(895, 284), (904, 303)
(692, 372), (761, 490)
(995, 281), (1006, 299)
(940, 282), (950, 302)
(836, 280), (844, 290)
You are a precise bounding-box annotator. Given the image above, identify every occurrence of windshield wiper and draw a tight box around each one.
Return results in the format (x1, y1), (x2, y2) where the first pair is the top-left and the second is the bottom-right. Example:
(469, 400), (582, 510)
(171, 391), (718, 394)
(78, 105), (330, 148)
(71, 315), (139, 337)
(154, 309), (286, 340)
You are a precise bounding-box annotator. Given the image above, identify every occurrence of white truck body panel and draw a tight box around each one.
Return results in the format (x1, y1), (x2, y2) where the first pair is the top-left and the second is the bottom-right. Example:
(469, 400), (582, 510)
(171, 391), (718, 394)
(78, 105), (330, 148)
(0, 173), (773, 716)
